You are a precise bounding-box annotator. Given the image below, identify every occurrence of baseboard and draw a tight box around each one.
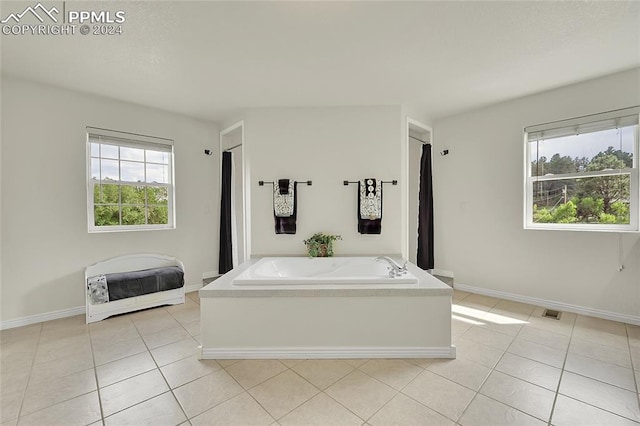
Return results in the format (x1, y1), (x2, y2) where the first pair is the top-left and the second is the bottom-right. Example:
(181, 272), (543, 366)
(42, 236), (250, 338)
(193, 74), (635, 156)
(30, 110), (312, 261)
(1, 283), (202, 330)
(185, 283), (203, 293)
(203, 271), (221, 280)
(431, 269), (454, 279)
(201, 346), (456, 359)
(1, 306), (85, 330)
(454, 283), (640, 326)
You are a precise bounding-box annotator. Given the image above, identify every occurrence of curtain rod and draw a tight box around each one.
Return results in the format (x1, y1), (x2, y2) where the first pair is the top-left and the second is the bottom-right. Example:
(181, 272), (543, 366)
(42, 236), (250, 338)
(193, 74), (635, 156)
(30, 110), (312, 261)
(409, 135), (430, 144)
(223, 143), (242, 152)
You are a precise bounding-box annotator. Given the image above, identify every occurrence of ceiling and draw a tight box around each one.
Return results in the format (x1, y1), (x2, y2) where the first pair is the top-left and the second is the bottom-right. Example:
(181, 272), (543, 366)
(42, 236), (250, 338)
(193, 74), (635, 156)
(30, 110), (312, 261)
(1, 1), (639, 123)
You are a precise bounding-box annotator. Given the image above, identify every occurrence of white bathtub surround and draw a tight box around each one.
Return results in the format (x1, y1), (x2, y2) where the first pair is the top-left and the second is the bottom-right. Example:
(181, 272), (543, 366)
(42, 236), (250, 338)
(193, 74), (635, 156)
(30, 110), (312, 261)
(200, 256), (454, 360)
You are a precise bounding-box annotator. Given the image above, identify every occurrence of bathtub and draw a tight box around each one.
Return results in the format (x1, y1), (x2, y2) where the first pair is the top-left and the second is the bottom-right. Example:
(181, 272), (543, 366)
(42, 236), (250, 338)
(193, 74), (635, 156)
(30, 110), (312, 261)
(233, 257), (418, 285)
(200, 256), (455, 360)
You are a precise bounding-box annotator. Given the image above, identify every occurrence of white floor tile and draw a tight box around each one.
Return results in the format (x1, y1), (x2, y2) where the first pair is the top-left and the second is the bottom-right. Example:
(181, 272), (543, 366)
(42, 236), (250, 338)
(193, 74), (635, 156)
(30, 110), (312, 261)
(569, 338), (633, 368)
(173, 369), (244, 418)
(427, 357), (491, 391)
(459, 394), (545, 426)
(462, 327), (514, 351)
(401, 370), (475, 421)
(279, 392), (362, 425)
(507, 337), (567, 368)
(104, 391), (187, 426)
(325, 370), (397, 420)
(495, 352), (562, 391)
(479, 371), (555, 422)
(565, 352), (636, 391)
(558, 371), (640, 422)
(248, 370), (319, 419)
(17, 391), (101, 426)
(369, 393), (454, 426)
(225, 360), (288, 389)
(359, 359), (423, 390)
(96, 351), (157, 388)
(100, 369), (169, 417)
(552, 394), (639, 426)
(291, 359), (354, 390)
(190, 392), (274, 426)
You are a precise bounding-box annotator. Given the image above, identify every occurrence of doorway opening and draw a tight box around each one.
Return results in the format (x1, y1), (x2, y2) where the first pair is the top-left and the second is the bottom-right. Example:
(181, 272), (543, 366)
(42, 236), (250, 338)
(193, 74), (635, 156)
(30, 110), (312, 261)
(219, 121), (248, 271)
(407, 118), (432, 266)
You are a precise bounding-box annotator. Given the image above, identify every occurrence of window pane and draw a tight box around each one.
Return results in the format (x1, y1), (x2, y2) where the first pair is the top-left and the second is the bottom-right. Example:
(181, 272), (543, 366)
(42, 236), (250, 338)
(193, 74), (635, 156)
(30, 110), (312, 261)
(101, 144), (119, 159)
(94, 205), (120, 226)
(146, 150), (169, 164)
(91, 158), (100, 180)
(147, 206), (168, 225)
(121, 185), (145, 204)
(88, 132), (174, 231)
(90, 143), (100, 157)
(532, 174), (630, 224)
(530, 126), (634, 176)
(121, 161), (145, 182)
(120, 147), (144, 162)
(122, 206), (146, 225)
(146, 164), (169, 184)
(94, 183), (120, 204)
(101, 159), (119, 181)
(147, 187), (168, 205)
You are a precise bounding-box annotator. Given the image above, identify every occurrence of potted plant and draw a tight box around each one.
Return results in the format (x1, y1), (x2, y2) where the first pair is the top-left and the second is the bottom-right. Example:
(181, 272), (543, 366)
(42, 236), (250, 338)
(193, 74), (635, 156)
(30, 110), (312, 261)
(303, 232), (342, 257)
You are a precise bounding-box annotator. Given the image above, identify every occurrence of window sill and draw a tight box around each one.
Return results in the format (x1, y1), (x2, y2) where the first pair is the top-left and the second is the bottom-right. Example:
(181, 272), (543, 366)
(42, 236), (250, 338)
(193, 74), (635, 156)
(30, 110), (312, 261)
(88, 225), (175, 234)
(524, 224), (639, 234)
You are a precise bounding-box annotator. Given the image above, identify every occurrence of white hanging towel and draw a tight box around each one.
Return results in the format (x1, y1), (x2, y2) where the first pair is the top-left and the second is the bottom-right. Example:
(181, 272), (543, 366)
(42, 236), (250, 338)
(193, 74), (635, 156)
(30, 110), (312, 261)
(359, 178), (382, 220)
(273, 179), (295, 217)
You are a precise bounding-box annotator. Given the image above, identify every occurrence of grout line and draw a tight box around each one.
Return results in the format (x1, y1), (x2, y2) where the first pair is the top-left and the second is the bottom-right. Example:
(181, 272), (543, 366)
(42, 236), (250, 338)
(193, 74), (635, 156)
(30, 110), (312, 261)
(313, 363), (377, 423)
(131, 306), (191, 423)
(14, 322), (44, 421)
(546, 309), (577, 426)
(216, 362), (278, 423)
(268, 367), (324, 421)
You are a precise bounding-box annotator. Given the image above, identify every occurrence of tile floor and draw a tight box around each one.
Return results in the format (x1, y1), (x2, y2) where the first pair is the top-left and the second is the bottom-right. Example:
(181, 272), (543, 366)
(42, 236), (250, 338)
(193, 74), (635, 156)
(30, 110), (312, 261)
(1, 290), (639, 425)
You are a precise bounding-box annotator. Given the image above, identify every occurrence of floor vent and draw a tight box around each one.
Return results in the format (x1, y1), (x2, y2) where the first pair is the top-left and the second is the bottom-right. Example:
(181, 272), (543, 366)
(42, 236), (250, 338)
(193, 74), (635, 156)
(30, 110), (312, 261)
(542, 309), (562, 320)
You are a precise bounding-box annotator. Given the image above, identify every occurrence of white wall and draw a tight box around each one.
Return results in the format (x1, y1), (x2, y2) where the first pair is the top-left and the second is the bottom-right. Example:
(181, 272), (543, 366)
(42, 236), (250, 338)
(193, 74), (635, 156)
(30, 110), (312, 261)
(245, 106), (403, 256)
(1, 76), (220, 324)
(433, 68), (640, 318)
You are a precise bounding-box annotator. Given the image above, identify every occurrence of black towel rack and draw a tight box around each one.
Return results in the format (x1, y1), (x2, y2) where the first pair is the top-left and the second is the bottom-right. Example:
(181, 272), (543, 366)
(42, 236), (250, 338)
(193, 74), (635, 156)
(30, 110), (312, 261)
(343, 180), (398, 186)
(259, 180), (313, 186)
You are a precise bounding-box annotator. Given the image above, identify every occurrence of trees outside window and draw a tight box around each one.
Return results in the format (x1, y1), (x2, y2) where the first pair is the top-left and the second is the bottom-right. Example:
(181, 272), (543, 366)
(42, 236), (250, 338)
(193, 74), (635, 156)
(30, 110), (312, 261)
(525, 108), (638, 232)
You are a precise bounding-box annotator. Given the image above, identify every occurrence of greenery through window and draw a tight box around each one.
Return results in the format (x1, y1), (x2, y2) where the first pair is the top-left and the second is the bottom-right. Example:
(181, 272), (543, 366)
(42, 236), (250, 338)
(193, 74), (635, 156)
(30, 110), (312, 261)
(87, 129), (174, 232)
(525, 107), (639, 231)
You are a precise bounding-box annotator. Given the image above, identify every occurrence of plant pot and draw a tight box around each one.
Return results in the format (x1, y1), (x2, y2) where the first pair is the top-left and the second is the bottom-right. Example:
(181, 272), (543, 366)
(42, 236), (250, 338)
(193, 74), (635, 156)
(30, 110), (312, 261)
(306, 242), (332, 257)
(318, 244), (329, 257)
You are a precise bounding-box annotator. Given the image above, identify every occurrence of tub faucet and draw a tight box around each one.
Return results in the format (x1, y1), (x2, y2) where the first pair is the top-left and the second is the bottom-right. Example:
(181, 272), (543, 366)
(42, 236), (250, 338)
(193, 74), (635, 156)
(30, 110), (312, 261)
(375, 256), (408, 278)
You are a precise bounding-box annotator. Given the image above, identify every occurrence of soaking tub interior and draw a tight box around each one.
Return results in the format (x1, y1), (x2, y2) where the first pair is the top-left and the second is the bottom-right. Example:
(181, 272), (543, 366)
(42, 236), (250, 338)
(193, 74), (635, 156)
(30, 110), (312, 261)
(200, 256), (454, 359)
(233, 257), (418, 285)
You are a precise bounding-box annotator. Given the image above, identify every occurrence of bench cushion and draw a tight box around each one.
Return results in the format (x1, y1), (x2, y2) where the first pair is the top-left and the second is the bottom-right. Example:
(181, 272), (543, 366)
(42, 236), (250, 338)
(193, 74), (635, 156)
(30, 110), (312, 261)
(104, 266), (184, 301)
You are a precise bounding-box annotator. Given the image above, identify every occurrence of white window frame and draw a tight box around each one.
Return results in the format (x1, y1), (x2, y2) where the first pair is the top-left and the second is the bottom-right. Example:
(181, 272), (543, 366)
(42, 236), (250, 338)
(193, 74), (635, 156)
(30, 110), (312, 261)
(523, 107), (640, 233)
(86, 127), (176, 233)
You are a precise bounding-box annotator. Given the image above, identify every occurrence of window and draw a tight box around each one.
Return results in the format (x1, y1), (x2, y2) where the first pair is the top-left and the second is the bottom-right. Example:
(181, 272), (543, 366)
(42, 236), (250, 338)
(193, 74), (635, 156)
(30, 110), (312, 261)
(524, 107), (639, 232)
(87, 128), (175, 232)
